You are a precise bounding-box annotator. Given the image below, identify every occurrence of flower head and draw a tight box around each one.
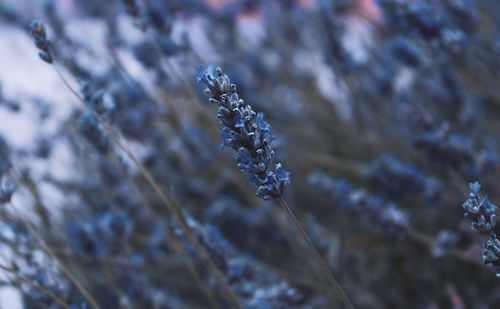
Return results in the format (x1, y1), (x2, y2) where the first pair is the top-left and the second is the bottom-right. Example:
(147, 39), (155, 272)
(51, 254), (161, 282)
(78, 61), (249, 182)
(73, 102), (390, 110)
(462, 182), (500, 278)
(198, 66), (290, 200)
(462, 181), (497, 235)
(29, 20), (53, 63)
(307, 171), (409, 238)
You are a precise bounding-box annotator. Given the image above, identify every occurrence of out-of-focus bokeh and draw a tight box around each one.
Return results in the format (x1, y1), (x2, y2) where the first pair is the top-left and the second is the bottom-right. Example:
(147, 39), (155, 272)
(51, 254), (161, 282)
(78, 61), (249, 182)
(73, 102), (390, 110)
(0, 0), (499, 308)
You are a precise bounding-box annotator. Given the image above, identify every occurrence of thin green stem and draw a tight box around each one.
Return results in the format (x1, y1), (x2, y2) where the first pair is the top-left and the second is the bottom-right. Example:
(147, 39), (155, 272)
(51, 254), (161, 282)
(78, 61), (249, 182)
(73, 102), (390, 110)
(277, 196), (355, 309)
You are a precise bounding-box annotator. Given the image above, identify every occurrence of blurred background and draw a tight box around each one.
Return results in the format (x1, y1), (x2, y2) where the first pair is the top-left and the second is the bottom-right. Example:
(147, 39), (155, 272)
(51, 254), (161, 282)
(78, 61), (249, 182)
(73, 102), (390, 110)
(0, 0), (499, 308)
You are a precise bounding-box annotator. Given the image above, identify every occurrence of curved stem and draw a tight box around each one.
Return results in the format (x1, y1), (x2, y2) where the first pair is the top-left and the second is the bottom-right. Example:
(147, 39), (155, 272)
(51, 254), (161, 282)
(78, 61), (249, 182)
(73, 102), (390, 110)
(277, 196), (355, 309)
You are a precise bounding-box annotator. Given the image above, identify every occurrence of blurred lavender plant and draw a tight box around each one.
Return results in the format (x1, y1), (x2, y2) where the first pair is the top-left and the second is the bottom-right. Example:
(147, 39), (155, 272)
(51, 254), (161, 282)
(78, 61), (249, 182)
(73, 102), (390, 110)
(176, 214), (309, 308)
(413, 125), (497, 181)
(29, 20), (53, 63)
(308, 171), (410, 238)
(205, 198), (289, 257)
(398, 101), (497, 180)
(76, 112), (110, 155)
(365, 153), (441, 203)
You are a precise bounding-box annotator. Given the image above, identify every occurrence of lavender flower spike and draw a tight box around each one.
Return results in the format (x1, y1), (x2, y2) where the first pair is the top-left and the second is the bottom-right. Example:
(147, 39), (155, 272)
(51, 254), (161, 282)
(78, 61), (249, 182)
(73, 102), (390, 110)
(462, 181), (497, 235)
(29, 20), (53, 63)
(197, 65), (290, 200)
(462, 182), (500, 278)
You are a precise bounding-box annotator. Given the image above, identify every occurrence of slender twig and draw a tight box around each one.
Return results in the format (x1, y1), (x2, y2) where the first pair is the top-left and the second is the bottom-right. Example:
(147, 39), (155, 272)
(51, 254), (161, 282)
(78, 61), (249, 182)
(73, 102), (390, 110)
(54, 64), (83, 102)
(277, 196), (355, 309)
(0, 264), (69, 308)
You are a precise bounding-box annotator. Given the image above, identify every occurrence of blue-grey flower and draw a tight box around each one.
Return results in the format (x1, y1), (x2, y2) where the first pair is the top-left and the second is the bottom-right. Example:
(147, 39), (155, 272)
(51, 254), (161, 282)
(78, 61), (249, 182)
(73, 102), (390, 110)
(198, 66), (290, 200)
(462, 181), (497, 235)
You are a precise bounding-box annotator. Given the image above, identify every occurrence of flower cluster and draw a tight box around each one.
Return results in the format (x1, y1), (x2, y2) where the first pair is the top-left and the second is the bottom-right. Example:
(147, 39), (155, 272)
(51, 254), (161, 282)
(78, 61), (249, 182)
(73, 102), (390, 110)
(308, 171), (410, 238)
(197, 65), (290, 200)
(204, 198), (289, 255)
(413, 124), (497, 181)
(365, 153), (441, 203)
(380, 0), (477, 48)
(463, 182), (497, 235)
(80, 81), (111, 116)
(66, 211), (133, 257)
(29, 20), (53, 63)
(399, 101), (497, 181)
(462, 182), (500, 277)
(483, 237), (500, 278)
(174, 214), (305, 308)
